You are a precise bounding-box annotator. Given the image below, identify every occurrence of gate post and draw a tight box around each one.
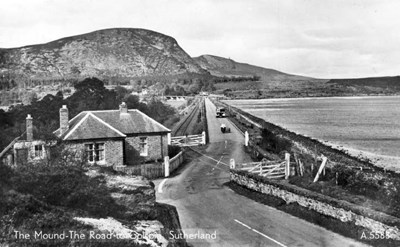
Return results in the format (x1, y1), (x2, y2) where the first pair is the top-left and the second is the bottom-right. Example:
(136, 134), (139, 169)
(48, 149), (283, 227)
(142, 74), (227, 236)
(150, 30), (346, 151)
(167, 133), (171, 145)
(202, 131), (206, 145)
(230, 159), (235, 169)
(245, 131), (249, 146)
(313, 156), (328, 183)
(164, 156), (170, 177)
(285, 153), (290, 179)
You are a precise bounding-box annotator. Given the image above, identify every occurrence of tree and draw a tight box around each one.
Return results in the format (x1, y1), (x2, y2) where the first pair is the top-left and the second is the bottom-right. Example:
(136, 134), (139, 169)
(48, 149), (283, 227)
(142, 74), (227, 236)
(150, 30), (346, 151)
(114, 86), (129, 103)
(67, 77), (118, 116)
(123, 95), (147, 112)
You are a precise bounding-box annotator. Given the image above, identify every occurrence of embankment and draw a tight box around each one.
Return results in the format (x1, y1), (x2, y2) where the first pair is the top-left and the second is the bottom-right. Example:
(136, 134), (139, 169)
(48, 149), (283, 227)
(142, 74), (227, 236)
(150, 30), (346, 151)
(214, 99), (400, 245)
(230, 170), (400, 244)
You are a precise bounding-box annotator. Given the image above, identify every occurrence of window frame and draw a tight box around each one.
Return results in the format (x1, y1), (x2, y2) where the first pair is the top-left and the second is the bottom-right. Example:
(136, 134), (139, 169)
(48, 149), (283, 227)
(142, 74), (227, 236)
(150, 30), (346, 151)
(85, 142), (105, 163)
(33, 144), (44, 158)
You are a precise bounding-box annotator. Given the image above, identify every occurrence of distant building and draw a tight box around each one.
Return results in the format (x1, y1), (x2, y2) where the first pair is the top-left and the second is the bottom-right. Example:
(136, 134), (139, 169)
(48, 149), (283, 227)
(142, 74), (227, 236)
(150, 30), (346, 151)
(13, 103), (171, 166)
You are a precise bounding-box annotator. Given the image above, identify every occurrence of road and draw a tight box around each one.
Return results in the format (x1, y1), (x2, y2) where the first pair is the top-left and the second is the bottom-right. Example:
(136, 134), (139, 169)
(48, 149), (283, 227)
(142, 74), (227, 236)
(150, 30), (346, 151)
(154, 98), (369, 247)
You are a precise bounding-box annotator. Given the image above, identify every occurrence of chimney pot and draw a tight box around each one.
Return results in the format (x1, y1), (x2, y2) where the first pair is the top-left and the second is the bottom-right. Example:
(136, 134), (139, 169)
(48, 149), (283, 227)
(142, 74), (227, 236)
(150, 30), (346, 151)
(120, 102), (128, 114)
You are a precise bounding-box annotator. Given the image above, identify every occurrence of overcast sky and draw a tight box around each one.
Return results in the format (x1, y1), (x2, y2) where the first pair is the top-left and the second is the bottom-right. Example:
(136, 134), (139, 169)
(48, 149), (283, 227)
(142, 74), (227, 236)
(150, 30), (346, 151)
(1, 0), (399, 79)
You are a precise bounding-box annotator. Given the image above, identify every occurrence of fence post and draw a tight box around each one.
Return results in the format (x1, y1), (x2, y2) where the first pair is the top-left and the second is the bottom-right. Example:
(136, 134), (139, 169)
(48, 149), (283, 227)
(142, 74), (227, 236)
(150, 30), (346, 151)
(245, 131), (249, 146)
(7, 154), (13, 166)
(202, 131), (206, 145)
(285, 153), (290, 179)
(167, 133), (171, 145)
(164, 156), (170, 177)
(230, 159), (235, 169)
(313, 156), (328, 183)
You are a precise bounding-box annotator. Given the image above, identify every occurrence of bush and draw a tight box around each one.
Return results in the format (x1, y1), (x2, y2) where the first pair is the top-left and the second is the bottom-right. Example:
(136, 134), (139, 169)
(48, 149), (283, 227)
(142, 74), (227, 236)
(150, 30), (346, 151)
(11, 162), (124, 218)
(260, 128), (292, 154)
(0, 162), (13, 187)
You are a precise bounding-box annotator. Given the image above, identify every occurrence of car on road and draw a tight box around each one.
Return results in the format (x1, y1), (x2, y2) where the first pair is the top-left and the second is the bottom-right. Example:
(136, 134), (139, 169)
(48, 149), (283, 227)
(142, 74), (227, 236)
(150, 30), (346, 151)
(216, 107), (226, 118)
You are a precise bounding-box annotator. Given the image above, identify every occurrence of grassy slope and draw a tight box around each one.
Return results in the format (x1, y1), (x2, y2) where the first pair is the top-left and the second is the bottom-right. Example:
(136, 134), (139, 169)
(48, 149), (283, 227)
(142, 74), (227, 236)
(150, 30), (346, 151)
(193, 54), (314, 81)
(194, 54), (400, 98)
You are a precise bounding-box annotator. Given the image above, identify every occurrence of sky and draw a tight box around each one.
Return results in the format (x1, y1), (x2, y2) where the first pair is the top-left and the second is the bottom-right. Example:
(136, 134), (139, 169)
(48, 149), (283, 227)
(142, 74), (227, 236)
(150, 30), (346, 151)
(1, 0), (399, 79)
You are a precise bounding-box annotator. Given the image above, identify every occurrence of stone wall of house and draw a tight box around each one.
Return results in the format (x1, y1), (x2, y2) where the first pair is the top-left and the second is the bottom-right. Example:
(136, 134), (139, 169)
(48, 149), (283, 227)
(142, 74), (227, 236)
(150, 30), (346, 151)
(231, 171), (400, 240)
(104, 140), (124, 167)
(66, 139), (123, 167)
(125, 134), (168, 164)
(13, 140), (49, 165)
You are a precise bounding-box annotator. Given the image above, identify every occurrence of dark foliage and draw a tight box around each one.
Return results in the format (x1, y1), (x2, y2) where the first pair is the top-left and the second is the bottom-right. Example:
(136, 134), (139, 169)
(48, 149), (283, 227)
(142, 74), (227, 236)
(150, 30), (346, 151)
(67, 77), (119, 117)
(328, 76), (400, 88)
(10, 161), (124, 218)
(213, 75), (260, 83)
(260, 128), (292, 154)
(0, 77), (179, 151)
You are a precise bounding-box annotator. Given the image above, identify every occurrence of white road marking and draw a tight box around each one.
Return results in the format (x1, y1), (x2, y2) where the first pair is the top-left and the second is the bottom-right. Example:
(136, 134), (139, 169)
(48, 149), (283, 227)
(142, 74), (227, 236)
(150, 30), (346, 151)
(188, 147), (229, 166)
(198, 158), (225, 171)
(234, 219), (251, 229)
(158, 178), (168, 193)
(217, 156), (224, 165)
(234, 219), (288, 247)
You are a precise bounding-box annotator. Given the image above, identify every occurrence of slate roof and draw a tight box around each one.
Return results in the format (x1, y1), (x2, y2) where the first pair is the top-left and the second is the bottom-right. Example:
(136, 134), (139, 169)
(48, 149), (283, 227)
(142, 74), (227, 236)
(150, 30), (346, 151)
(55, 109), (171, 141)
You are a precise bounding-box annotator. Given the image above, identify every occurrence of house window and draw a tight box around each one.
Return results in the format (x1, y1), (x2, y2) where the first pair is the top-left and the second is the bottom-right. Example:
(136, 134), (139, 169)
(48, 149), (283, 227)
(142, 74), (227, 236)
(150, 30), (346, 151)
(34, 145), (43, 158)
(85, 143), (105, 162)
(139, 137), (148, 156)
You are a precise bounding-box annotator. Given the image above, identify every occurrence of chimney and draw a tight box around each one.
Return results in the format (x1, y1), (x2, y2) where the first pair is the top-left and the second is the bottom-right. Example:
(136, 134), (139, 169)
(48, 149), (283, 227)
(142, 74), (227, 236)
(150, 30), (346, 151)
(60, 105), (69, 135)
(26, 114), (33, 141)
(119, 102), (128, 114)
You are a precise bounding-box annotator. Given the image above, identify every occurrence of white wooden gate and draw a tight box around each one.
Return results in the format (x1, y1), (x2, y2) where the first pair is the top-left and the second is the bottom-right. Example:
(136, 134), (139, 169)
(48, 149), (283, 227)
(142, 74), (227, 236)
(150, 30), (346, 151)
(234, 153), (291, 180)
(170, 131), (206, 147)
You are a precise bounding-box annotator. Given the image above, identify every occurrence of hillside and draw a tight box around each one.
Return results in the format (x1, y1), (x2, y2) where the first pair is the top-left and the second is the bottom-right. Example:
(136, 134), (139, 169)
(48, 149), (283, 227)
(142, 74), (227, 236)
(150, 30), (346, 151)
(0, 28), (206, 84)
(1, 28), (400, 103)
(328, 76), (400, 88)
(193, 55), (400, 99)
(193, 54), (313, 82)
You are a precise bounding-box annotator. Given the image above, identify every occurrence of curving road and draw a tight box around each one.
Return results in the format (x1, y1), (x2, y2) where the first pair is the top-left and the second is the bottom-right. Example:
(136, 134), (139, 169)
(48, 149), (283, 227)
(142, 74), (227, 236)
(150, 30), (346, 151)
(154, 98), (369, 247)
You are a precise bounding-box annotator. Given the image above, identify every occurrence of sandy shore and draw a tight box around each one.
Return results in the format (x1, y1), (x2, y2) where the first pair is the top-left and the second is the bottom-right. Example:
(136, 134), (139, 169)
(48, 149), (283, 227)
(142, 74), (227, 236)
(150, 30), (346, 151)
(324, 141), (400, 173)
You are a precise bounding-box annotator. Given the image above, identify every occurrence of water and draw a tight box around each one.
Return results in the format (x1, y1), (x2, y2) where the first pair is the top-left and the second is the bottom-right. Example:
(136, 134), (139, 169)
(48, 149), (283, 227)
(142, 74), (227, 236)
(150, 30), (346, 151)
(226, 96), (400, 159)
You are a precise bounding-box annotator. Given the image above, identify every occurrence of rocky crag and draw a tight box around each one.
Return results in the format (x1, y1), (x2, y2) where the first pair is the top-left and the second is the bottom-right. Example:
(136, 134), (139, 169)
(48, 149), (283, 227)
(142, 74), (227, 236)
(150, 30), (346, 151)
(0, 28), (205, 83)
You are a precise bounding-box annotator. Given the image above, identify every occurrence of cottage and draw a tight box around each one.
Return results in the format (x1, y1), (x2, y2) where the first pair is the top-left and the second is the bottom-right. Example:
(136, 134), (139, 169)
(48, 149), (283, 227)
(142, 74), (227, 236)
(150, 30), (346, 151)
(13, 103), (171, 166)
(13, 114), (50, 165)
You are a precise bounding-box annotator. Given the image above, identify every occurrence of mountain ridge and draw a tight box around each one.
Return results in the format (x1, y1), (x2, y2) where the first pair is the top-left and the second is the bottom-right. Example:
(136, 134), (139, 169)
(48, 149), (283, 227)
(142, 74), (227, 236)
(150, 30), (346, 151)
(0, 28), (206, 83)
(2, 27), (400, 102)
(193, 54), (315, 81)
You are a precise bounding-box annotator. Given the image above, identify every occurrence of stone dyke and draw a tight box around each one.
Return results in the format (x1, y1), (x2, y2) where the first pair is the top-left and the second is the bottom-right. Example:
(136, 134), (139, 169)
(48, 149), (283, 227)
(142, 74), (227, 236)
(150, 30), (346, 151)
(231, 170), (400, 240)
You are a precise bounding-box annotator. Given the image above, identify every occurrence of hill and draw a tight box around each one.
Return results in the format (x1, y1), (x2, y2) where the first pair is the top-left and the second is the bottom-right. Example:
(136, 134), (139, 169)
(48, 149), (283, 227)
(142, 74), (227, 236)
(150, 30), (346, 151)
(1, 28), (400, 103)
(193, 54), (314, 82)
(328, 76), (400, 88)
(0, 28), (206, 85)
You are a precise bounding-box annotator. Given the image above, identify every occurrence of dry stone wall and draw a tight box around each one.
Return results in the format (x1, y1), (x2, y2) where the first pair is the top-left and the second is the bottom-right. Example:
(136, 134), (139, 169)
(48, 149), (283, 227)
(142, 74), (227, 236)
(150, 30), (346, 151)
(231, 171), (400, 240)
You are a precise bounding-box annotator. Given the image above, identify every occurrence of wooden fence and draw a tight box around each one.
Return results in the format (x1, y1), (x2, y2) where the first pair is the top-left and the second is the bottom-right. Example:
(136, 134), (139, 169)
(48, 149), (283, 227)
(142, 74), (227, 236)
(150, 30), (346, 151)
(114, 162), (165, 179)
(169, 151), (184, 174)
(114, 151), (185, 179)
